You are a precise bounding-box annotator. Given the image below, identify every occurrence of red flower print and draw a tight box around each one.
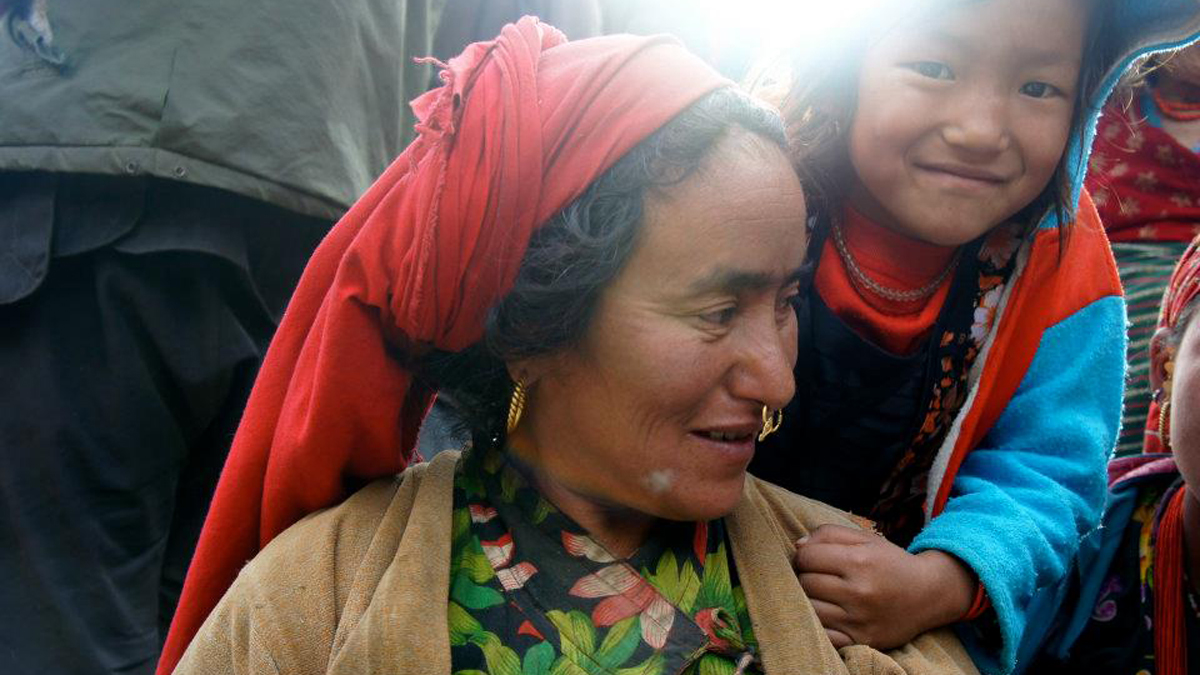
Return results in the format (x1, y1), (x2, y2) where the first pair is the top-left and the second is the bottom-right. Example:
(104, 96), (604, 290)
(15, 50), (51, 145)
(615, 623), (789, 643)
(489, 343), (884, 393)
(469, 504), (498, 523)
(561, 531), (616, 563)
(497, 562), (538, 591)
(482, 531), (539, 590)
(570, 564), (676, 649)
(481, 533), (514, 568)
(693, 608), (733, 651)
(517, 620), (545, 641)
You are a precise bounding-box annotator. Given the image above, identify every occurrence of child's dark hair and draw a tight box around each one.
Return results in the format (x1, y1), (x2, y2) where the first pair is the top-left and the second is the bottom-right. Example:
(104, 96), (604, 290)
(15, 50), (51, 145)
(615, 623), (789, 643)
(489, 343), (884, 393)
(778, 0), (1120, 250)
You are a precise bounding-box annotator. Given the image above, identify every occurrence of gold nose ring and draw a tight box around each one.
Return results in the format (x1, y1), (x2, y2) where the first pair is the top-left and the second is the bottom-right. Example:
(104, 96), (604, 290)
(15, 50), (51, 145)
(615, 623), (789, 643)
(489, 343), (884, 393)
(758, 406), (783, 441)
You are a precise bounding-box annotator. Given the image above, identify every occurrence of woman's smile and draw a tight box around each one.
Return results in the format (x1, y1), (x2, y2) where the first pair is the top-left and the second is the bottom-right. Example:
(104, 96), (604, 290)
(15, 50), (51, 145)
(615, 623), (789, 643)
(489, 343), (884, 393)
(514, 127), (808, 526)
(689, 427), (758, 463)
(690, 419), (762, 453)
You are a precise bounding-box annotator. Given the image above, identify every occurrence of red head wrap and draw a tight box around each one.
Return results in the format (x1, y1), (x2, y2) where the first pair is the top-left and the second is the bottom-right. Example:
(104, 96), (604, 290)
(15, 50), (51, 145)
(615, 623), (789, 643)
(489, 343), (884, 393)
(1144, 234), (1200, 454)
(157, 18), (727, 672)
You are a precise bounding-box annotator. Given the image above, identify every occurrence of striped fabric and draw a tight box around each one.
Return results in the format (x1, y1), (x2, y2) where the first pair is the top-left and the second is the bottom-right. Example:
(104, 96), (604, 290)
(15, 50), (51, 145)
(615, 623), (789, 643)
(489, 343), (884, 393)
(1111, 242), (1190, 456)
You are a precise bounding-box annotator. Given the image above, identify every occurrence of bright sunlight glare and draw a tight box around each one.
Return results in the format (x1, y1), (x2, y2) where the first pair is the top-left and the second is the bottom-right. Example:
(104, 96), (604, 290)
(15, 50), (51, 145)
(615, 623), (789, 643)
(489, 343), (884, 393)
(626, 0), (891, 83)
(699, 0), (888, 54)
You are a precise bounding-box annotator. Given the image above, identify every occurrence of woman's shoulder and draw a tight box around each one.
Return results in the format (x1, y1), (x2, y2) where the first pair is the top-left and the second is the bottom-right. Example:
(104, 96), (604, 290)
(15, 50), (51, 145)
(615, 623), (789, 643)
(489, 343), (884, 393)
(742, 474), (870, 540)
(245, 451), (461, 593)
(273, 455), (447, 542)
(255, 476), (407, 572)
(175, 453), (462, 672)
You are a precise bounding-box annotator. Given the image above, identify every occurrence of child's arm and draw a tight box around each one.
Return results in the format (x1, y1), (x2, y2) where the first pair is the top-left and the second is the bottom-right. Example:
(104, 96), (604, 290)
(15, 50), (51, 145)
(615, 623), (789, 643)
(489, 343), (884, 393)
(794, 294), (1124, 673)
(908, 294), (1126, 673)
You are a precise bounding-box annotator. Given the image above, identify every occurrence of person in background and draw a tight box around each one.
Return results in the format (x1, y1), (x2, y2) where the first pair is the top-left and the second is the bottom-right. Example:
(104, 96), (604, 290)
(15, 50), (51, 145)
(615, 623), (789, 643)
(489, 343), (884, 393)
(752, 1), (1200, 672)
(432, 0), (601, 63)
(0, 1), (441, 673)
(161, 18), (977, 675)
(1032, 235), (1200, 675)
(1087, 43), (1200, 457)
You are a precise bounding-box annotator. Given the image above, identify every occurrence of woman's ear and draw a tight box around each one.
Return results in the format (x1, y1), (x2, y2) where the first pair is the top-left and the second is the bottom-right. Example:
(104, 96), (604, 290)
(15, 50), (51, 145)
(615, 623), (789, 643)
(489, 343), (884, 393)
(506, 361), (530, 387)
(506, 356), (551, 389)
(503, 356), (555, 451)
(1149, 326), (1174, 392)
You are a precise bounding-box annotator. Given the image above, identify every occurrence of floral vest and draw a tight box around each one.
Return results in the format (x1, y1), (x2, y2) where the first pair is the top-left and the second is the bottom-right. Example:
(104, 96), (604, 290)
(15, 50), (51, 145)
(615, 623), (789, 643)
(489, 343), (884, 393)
(448, 446), (761, 675)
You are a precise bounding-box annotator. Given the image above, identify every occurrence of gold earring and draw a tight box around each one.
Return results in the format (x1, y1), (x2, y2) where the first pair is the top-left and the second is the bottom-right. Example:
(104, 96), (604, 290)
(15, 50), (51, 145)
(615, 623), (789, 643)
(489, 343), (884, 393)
(758, 406), (782, 442)
(1160, 396), (1173, 451)
(506, 379), (527, 434)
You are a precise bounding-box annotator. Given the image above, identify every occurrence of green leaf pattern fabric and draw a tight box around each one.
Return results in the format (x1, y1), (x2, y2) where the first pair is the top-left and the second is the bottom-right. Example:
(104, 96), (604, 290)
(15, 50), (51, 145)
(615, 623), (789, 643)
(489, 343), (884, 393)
(447, 447), (761, 675)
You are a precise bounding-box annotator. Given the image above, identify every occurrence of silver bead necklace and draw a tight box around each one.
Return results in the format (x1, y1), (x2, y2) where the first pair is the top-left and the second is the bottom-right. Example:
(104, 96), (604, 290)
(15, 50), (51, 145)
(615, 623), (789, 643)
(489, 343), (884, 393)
(830, 219), (961, 304)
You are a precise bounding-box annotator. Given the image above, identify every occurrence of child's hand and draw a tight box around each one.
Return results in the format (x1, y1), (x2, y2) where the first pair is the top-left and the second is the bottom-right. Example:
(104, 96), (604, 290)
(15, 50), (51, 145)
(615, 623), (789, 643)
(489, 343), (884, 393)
(793, 525), (976, 650)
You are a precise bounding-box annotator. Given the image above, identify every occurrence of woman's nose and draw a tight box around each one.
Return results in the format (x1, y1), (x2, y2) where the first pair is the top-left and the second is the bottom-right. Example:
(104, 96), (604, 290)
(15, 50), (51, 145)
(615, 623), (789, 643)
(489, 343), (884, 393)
(731, 313), (796, 411)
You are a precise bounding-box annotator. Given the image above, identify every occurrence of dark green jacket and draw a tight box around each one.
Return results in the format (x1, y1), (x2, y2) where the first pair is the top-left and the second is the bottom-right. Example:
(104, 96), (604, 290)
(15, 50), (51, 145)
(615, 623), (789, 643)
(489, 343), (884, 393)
(0, 0), (443, 220)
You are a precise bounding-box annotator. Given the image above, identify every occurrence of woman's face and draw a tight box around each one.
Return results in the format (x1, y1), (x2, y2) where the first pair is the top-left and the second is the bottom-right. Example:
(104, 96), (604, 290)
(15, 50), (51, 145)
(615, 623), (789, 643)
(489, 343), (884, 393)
(1170, 316), (1200, 491)
(847, 0), (1085, 245)
(516, 129), (808, 523)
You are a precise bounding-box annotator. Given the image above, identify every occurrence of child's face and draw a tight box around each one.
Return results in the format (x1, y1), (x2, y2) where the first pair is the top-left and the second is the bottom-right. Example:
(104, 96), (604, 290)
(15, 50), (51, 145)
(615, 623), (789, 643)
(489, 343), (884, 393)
(847, 0), (1086, 245)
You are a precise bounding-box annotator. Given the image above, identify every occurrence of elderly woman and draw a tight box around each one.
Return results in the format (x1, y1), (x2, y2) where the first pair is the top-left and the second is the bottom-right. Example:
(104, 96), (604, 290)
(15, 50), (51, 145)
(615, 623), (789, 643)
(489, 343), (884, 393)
(158, 19), (975, 675)
(1032, 235), (1200, 675)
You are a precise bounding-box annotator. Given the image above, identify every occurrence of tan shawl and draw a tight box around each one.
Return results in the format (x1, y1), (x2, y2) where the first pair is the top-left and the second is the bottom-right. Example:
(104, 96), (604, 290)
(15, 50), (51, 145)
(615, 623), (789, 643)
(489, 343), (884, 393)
(174, 451), (978, 674)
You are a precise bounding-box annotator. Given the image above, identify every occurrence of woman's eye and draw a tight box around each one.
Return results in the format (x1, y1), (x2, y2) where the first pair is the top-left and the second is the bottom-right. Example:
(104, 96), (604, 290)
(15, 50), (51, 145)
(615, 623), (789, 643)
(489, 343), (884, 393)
(908, 61), (954, 80)
(1019, 81), (1061, 99)
(778, 287), (803, 311)
(699, 306), (738, 326)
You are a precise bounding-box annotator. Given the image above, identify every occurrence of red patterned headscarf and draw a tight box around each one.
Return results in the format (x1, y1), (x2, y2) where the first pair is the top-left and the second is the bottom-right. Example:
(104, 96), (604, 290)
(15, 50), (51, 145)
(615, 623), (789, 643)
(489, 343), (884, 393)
(1145, 234), (1200, 454)
(157, 18), (727, 673)
(1088, 99), (1200, 244)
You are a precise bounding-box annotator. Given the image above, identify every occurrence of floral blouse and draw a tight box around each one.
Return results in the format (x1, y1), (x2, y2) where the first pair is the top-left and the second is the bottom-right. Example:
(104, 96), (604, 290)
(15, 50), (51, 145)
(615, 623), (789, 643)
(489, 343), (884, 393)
(447, 446), (761, 675)
(1034, 473), (1200, 674)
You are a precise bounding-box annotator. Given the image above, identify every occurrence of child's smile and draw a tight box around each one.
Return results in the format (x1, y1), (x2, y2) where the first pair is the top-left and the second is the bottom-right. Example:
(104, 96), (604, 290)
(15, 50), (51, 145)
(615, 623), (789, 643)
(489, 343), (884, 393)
(911, 160), (1009, 194)
(846, 0), (1087, 246)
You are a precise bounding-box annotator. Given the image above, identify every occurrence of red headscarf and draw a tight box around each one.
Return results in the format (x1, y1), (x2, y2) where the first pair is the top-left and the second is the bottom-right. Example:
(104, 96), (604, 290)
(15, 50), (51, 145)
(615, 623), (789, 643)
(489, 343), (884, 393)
(157, 18), (727, 673)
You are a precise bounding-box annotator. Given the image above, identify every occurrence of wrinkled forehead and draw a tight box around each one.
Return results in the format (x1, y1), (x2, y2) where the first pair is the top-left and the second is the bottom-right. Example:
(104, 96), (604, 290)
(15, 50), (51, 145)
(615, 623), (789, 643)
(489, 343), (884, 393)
(645, 127), (800, 218)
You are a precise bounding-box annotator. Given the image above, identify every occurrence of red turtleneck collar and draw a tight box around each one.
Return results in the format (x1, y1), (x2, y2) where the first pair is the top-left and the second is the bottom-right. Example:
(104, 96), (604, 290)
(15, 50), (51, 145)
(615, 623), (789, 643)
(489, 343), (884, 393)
(815, 206), (959, 356)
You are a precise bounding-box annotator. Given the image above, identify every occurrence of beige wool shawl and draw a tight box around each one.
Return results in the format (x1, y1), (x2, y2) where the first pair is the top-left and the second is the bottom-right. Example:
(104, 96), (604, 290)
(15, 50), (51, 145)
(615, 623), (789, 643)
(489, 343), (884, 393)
(175, 451), (978, 674)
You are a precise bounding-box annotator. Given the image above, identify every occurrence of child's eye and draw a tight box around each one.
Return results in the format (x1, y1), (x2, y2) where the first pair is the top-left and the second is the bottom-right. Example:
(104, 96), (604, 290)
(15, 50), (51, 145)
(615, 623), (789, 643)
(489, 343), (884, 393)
(1019, 81), (1062, 99)
(907, 61), (954, 81)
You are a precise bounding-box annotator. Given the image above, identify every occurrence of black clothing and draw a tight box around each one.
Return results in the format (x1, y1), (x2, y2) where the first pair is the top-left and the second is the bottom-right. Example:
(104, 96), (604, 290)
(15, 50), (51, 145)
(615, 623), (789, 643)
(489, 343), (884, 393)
(749, 291), (927, 516)
(0, 172), (325, 675)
